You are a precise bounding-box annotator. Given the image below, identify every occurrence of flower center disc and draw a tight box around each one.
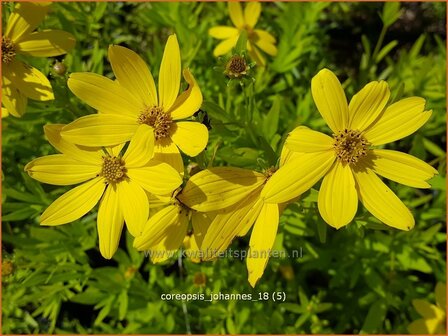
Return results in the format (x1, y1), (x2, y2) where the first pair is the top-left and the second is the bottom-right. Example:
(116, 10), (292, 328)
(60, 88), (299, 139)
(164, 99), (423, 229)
(101, 156), (127, 183)
(333, 129), (369, 165)
(226, 55), (248, 78)
(138, 106), (172, 140)
(2, 37), (16, 64)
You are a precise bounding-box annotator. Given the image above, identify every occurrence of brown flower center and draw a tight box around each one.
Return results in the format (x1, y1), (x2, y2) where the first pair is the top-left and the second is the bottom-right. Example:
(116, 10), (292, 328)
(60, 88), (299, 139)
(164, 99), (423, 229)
(100, 156), (127, 183)
(225, 55), (249, 78)
(2, 37), (16, 64)
(333, 129), (369, 165)
(138, 106), (172, 140)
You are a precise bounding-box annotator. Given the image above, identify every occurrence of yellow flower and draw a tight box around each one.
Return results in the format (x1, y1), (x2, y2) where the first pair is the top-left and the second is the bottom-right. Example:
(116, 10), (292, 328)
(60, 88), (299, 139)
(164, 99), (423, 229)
(178, 157), (294, 287)
(61, 34), (207, 173)
(209, 2), (277, 66)
(1, 2), (75, 117)
(133, 191), (214, 264)
(408, 282), (446, 334)
(25, 124), (182, 259)
(262, 68), (438, 230)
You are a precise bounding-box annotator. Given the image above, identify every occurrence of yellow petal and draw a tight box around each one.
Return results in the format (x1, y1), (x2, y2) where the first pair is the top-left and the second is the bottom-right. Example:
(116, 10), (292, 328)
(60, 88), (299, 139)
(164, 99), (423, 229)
(127, 162), (182, 195)
(209, 26), (239, 39)
(407, 319), (431, 334)
(183, 234), (201, 263)
(244, 2), (261, 28)
(122, 124), (154, 168)
(435, 282), (446, 309)
(262, 151), (335, 203)
(254, 29), (276, 44)
(68, 72), (142, 117)
(412, 299), (445, 319)
(318, 161), (358, 229)
(213, 35), (239, 57)
(117, 179), (149, 237)
(5, 2), (50, 42)
(228, 2), (244, 28)
(44, 124), (103, 164)
(363, 97), (431, 146)
(1, 81), (27, 117)
(153, 137), (184, 174)
(178, 167), (266, 212)
(108, 45), (157, 106)
(2, 107), (9, 118)
(158, 34), (181, 111)
(133, 205), (183, 250)
(25, 154), (100, 185)
(279, 144), (301, 167)
(371, 149), (438, 188)
(348, 81), (390, 131)
(353, 167), (414, 230)
(41, 177), (106, 225)
(17, 30), (75, 57)
(61, 114), (138, 147)
(247, 43), (265, 66)
(255, 39), (277, 56)
(97, 184), (124, 259)
(169, 121), (208, 156)
(169, 69), (203, 120)
(191, 212), (213, 249)
(285, 126), (333, 152)
(247, 202), (279, 287)
(201, 193), (263, 260)
(4, 60), (53, 101)
(311, 68), (349, 133)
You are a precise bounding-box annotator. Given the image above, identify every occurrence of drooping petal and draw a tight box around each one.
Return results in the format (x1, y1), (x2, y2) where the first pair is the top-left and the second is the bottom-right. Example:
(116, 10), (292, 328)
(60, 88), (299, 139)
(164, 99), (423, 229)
(97, 184), (124, 259)
(200, 192), (263, 260)
(262, 151), (335, 203)
(153, 137), (184, 174)
(25, 154), (100, 186)
(244, 2), (261, 28)
(247, 43), (265, 66)
(158, 34), (181, 111)
(44, 124), (103, 164)
(61, 114), (138, 147)
(67, 72), (142, 116)
(5, 2), (50, 42)
(285, 126), (334, 153)
(133, 205), (184, 250)
(40, 177), (106, 225)
(17, 30), (75, 57)
(4, 59), (53, 101)
(1, 81), (27, 117)
(348, 81), (390, 131)
(117, 179), (149, 237)
(209, 26), (239, 39)
(318, 161), (358, 229)
(353, 167), (414, 231)
(371, 149), (438, 188)
(191, 212), (213, 249)
(255, 39), (277, 56)
(213, 35), (239, 56)
(363, 97), (431, 146)
(108, 45), (157, 106)
(228, 2), (245, 28)
(127, 161), (182, 196)
(169, 69), (203, 120)
(169, 121), (208, 156)
(122, 124), (154, 168)
(247, 202), (279, 287)
(311, 68), (349, 133)
(178, 167), (266, 212)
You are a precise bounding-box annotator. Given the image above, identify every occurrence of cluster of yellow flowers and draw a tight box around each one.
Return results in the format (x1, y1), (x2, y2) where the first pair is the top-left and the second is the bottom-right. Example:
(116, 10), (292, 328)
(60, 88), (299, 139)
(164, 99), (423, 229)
(3, 2), (438, 287)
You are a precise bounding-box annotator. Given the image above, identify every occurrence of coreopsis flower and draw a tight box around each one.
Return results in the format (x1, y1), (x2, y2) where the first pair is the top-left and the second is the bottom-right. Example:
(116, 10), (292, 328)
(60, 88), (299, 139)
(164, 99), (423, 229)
(61, 34), (207, 173)
(209, 2), (277, 66)
(133, 191), (214, 264)
(1, 2), (75, 117)
(178, 163), (290, 287)
(262, 68), (438, 231)
(408, 282), (446, 334)
(25, 124), (182, 259)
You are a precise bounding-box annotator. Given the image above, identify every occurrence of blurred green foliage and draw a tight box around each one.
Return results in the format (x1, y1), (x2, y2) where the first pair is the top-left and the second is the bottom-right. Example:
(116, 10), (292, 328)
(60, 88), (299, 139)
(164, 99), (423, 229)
(2, 2), (446, 334)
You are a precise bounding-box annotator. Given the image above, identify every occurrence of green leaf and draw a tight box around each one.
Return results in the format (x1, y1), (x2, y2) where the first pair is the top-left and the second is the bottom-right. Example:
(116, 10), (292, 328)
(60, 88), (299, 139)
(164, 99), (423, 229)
(381, 2), (401, 27)
(375, 40), (398, 63)
(360, 300), (387, 334)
